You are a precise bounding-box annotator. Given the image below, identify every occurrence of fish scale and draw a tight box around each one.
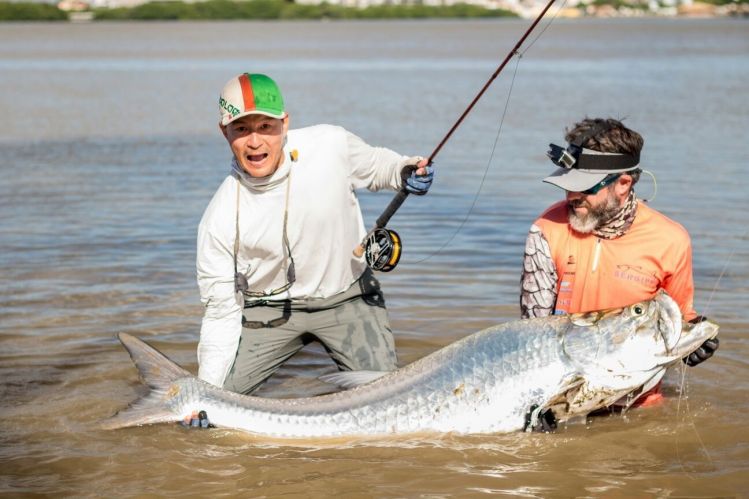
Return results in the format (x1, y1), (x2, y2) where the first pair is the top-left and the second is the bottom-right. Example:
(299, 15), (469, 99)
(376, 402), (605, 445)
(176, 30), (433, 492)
(102, 292), (718, 439)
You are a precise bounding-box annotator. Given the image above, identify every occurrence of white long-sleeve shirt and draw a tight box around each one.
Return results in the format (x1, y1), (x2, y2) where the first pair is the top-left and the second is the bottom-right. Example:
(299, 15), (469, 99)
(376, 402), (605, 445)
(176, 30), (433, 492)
(196, 124), (412, 386)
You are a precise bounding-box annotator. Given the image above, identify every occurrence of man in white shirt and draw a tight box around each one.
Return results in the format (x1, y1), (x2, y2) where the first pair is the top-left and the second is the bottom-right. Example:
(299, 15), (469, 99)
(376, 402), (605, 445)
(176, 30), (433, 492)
(197, 72), (434, 396)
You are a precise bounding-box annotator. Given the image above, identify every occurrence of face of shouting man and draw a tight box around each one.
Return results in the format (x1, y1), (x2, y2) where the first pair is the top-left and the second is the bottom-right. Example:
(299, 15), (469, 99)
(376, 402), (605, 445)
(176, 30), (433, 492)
(222, 113), (289, 178)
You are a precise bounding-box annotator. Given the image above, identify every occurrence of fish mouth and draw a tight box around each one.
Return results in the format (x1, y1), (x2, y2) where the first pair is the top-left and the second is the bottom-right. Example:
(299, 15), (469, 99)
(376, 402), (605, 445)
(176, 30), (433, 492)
(654, 291), (719, 360)
(665, 319), (719, 360)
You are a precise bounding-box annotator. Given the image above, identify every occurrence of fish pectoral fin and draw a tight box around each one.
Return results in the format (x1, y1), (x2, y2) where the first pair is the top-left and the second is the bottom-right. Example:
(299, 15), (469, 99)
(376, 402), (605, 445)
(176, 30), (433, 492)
(524, 377), (587, 432)
(563, 381), (637, 415)
(318, 370), (391, 390)
(542, 375), (587, 421)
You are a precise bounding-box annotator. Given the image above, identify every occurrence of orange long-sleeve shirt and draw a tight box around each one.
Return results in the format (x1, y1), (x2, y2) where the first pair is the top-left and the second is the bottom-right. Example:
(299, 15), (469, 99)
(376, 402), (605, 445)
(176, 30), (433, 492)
(531, 200), (697, 321)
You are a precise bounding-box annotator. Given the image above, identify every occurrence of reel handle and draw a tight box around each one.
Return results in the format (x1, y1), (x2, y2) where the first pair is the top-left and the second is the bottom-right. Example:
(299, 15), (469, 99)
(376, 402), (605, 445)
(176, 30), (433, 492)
(353, 243), (365, 258)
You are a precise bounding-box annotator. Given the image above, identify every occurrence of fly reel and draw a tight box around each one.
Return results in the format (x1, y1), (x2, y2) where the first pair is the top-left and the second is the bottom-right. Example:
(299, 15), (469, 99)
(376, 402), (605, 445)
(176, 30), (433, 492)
(363, 227), (402, 272)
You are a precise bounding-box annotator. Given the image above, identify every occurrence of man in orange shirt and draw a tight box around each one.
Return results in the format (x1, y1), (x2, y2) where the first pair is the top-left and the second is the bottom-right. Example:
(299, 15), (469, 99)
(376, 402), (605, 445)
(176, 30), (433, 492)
(520, 118), (718, 405)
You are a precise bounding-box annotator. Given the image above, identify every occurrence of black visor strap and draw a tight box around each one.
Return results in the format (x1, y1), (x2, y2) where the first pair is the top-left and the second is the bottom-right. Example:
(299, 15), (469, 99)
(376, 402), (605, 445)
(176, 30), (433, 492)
(548, 142), (639, 172)
(547, 121), (640, 172)
(576, 151), (640, 171)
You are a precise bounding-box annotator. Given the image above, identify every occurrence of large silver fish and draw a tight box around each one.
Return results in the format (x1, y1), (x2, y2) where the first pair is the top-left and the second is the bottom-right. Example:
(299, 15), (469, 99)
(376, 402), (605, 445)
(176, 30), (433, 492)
(102, 291), (718, 438)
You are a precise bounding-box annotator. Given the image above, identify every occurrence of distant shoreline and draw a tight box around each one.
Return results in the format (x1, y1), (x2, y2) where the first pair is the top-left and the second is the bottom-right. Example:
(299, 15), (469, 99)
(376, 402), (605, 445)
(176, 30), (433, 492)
(1, 0), (747, 22)
(1, 0), (517, 22)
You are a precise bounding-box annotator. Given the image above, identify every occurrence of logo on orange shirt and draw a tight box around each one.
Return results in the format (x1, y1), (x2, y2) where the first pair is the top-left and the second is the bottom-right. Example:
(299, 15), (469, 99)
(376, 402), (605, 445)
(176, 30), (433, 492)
(614, 265), (658, 286)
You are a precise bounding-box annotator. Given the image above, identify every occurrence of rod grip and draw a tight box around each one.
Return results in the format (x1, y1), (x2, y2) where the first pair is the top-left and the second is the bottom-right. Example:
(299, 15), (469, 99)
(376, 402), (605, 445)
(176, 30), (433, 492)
(376, 189), (410, 229)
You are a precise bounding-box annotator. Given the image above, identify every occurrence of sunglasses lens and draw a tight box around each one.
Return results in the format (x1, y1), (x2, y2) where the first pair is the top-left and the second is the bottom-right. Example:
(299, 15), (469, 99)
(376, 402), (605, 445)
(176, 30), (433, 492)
(286, 261), (296, 284)
(235, 273), (249, 293)
(239, 266), (294, 298)
(581, 174), (619, 195)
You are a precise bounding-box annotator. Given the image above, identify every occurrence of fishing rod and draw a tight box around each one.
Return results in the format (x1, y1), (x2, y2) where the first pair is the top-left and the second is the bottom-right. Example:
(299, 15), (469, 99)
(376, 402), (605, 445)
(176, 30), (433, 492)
(354, 0), (559, 272)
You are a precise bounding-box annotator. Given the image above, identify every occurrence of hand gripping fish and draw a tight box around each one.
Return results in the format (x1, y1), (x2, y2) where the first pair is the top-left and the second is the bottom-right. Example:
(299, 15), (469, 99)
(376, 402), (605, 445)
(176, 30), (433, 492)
(102, 291), (718, 438)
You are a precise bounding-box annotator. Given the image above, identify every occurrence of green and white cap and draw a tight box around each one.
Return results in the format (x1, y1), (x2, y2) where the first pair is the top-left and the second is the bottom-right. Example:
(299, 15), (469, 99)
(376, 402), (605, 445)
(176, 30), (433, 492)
(219, 73), (286, 126)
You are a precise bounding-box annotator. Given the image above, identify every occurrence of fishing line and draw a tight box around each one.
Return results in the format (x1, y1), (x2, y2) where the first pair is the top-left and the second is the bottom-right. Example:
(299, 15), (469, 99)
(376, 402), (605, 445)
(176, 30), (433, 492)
(701, 227), (748, 320)
(355, 0), (562, 272)
(517, 0), (569, 56)
(408, 56), (522, 265)
(674, 364), (717, 476)
(404, 1), (569, 265)
(406, 1), (569, 265)
(672, 229), (748, 474)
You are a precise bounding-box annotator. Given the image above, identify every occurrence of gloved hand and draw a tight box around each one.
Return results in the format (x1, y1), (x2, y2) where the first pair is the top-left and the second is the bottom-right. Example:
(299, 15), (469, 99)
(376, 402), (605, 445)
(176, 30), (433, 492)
(179, 410), (214, 429)
(684, 337), (719, 366)
(402, 161), (434, 196)
(683, 316), (719, 367)
(524, 404), (557, 433)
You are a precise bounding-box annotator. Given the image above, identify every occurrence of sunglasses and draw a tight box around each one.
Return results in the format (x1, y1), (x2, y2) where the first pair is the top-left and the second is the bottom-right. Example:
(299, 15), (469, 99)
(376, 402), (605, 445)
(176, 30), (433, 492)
(235, 263), (295, 298)
(234, 223), (296, 299)
(232, 164), (298, 300)
(235, 252), (296, 298)
(242, 302), (292, 329)
(579, 174), (620, 195)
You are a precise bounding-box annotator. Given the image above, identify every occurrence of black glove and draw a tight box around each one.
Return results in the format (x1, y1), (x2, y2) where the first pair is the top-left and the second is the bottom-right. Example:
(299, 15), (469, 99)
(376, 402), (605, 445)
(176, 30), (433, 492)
(401, 163), (434, 196)
(683, 316), (719, 367)
(524, 404), (557, 433)
(179, 410), (214, 429)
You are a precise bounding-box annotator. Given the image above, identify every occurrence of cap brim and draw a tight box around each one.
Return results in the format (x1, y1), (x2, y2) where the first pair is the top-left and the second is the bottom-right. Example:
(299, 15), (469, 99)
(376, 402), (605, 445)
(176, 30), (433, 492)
(543, 167), (608, 192)
(221, 109), (287, 126)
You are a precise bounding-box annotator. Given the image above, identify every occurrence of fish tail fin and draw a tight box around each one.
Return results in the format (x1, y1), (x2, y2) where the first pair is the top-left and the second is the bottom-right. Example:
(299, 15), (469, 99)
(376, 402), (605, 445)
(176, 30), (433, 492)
(99, 333), (192, 430)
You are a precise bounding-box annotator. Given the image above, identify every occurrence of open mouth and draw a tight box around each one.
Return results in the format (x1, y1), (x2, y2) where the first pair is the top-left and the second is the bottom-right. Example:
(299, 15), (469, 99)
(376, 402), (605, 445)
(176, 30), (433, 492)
(246, 153), (268, 164)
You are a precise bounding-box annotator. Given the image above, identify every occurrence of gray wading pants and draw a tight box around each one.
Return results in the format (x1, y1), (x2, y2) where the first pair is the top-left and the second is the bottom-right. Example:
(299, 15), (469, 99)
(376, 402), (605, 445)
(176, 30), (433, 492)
(223, 269), (397, 395)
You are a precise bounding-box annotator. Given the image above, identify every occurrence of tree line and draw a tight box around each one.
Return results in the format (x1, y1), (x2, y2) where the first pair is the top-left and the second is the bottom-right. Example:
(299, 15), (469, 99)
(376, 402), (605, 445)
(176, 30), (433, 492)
(1, 0), (516, 21)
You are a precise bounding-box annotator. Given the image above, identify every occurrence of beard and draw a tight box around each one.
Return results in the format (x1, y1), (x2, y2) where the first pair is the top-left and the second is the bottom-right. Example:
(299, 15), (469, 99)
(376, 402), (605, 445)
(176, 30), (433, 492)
(567, 190), (622, 234)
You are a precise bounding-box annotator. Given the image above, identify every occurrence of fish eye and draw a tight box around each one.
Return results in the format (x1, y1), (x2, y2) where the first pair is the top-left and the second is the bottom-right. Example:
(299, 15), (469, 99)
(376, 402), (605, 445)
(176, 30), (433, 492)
(631, 305), (644, 315)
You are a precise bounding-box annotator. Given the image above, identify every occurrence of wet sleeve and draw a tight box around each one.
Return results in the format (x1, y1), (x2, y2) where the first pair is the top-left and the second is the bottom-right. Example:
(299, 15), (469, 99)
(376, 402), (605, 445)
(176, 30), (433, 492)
(344, 129), (412, 192)
(196, 215), (243, 388)
(520, 224), (558, 319)
(662, 233), (698, 322)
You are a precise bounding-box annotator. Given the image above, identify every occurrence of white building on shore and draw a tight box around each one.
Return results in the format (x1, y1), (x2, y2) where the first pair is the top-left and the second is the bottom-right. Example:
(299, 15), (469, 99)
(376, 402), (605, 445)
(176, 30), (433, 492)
(58, 0), (574, 15)
(293, 0), (550, 15)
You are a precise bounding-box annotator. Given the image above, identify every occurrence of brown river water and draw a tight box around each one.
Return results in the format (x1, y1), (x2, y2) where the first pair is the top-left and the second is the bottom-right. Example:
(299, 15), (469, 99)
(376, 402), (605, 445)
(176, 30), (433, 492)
(1, 17), (748, 497)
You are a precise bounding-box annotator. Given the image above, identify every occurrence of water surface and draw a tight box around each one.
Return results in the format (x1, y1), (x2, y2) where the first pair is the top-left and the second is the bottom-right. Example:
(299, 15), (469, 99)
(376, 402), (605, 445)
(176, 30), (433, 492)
(1, 18), (748, 497)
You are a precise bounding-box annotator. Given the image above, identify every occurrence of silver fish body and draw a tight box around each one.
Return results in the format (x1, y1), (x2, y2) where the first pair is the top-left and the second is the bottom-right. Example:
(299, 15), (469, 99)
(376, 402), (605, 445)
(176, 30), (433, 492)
(103, 291), (718, 438)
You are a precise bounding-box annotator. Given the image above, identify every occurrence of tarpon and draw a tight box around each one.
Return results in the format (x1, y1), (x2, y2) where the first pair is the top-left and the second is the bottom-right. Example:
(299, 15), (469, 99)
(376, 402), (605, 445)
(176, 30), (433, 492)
(102, 291), (718, 438)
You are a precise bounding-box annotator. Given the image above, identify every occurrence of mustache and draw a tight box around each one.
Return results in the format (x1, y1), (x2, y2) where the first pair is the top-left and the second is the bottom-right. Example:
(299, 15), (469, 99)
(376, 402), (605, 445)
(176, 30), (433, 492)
(568, 199), (590, 210)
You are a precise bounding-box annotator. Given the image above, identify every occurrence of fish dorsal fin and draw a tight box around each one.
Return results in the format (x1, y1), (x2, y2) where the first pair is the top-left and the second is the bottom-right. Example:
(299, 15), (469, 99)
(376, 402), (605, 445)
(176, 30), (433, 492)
(319, 370), (390, 390)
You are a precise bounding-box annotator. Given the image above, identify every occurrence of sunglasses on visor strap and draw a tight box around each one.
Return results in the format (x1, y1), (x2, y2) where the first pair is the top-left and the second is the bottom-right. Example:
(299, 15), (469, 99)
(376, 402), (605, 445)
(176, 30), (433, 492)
(579, 173), (621, 195)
